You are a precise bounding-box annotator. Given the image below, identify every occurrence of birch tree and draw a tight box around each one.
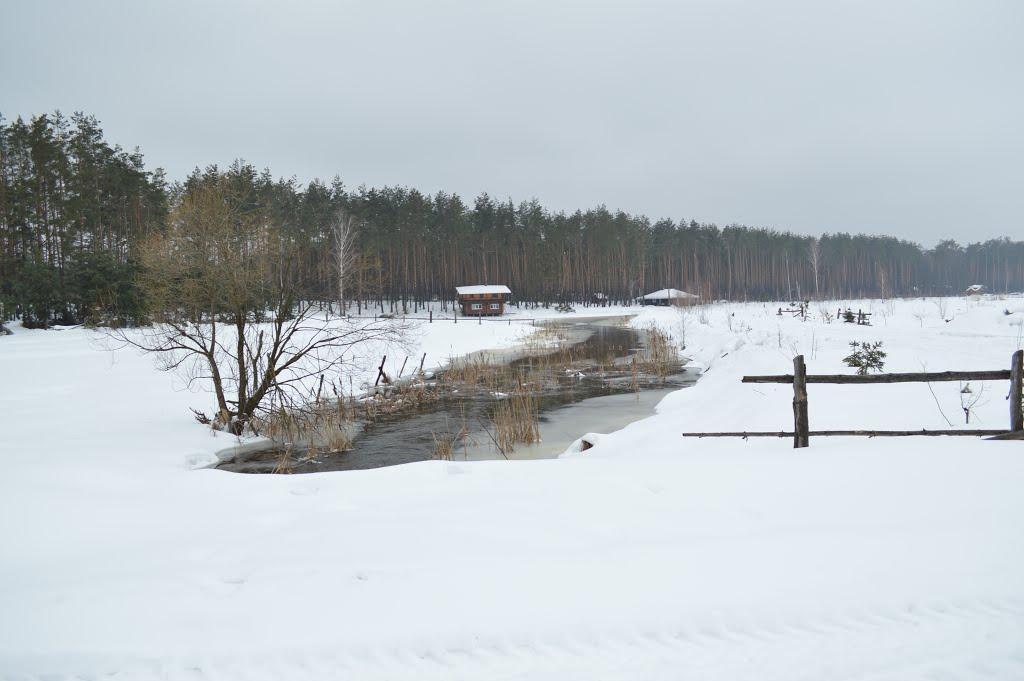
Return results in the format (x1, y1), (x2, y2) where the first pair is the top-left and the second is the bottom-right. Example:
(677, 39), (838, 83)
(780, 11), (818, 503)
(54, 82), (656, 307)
(807, 237), (821, 299)
(332, 210), (358, 315)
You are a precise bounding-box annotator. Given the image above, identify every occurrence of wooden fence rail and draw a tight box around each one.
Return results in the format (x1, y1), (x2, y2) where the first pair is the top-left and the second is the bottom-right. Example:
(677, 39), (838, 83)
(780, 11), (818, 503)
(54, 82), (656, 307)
(742, 370), (1013, 384)
(682, 429), (1010, 438)
(687, 350), (1023, 448)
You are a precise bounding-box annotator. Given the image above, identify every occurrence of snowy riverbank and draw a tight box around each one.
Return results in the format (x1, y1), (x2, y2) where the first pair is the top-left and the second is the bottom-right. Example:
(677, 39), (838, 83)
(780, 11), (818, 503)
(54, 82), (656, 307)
(2, 296), (1023, 680)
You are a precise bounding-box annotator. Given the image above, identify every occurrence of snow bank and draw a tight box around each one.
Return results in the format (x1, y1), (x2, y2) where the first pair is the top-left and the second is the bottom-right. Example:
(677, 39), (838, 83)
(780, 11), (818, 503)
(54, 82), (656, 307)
(1, 296), (1023, 680)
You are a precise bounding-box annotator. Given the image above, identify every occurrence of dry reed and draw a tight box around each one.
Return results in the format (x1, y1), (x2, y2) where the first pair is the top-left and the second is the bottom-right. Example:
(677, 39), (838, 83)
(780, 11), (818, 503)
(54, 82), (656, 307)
(490, 381), (541, 452)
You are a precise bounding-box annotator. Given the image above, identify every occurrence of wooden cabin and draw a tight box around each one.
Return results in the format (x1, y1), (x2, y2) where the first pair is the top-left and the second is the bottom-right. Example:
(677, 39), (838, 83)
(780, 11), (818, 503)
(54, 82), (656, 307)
(456, 285), (511, 316)
(639, 288), (698, 306)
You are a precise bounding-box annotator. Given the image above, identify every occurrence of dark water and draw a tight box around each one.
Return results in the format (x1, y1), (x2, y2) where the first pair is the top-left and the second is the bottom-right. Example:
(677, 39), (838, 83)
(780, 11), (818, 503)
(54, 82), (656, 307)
(217, 319), (697, 473)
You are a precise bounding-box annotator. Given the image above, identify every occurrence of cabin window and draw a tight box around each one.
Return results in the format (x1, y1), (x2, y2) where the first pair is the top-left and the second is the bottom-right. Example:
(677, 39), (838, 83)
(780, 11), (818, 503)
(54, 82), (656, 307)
(471, 303), (482, 310)
(489, 303), (499, 310)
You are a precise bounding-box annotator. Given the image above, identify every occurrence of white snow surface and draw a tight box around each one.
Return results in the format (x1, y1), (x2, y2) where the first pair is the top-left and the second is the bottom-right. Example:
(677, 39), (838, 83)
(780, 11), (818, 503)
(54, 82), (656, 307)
(2, 297), (1024, 680)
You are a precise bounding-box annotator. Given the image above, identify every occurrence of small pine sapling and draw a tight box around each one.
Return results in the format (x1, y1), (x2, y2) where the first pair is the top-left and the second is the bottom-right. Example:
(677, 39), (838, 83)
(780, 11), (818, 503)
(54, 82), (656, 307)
(843, 341), (887, 375)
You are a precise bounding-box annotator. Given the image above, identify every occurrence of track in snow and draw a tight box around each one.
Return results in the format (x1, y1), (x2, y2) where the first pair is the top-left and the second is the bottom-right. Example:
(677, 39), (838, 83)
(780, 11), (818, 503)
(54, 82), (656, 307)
(4, 597), (1023, 681)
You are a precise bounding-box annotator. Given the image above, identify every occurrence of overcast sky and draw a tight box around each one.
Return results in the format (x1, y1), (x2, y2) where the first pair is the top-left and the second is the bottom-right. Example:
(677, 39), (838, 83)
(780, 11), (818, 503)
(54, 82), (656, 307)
(2, 0), (1022, 245)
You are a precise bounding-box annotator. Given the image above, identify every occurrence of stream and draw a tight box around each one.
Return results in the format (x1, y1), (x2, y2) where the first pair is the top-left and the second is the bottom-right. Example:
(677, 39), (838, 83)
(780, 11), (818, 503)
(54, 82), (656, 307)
(217, 317), (697, 473)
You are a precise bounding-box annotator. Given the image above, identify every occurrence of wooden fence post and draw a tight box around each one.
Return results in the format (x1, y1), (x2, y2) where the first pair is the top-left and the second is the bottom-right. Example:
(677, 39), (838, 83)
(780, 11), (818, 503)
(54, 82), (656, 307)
(1011, 350), (1023, 432)
(793, 355), (809, 448)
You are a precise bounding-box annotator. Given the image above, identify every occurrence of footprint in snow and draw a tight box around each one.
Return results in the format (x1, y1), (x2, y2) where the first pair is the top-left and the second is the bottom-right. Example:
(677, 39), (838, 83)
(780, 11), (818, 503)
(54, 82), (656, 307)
(289, 484), (320, 496)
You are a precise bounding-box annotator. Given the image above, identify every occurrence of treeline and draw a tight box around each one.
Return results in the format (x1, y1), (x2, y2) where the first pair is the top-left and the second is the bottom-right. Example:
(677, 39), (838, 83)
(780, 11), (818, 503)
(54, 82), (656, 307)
(2, 111), (1023, 326)
(0, 112), (166, 326)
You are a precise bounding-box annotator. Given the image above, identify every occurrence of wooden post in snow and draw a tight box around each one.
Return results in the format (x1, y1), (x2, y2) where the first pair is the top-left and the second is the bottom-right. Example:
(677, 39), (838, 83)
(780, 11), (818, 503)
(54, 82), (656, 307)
(1011, 350), (1023, 432)
(793, 355), (809, 448)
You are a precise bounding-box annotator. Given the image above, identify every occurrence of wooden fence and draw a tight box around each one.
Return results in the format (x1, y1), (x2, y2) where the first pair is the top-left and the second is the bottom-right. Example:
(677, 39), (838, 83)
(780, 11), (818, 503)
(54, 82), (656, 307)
(374, 311), (534, 324)
(682, 350), (1024, 448)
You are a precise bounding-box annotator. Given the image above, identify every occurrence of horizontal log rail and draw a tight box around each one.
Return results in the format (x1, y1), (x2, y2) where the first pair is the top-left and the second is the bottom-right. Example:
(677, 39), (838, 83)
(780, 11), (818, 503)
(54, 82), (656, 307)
(742, 370), (1012, 384)
(686, 350), (1024, 448)
(988, 431), (1024, 441)
(683, 429), (1010, 438)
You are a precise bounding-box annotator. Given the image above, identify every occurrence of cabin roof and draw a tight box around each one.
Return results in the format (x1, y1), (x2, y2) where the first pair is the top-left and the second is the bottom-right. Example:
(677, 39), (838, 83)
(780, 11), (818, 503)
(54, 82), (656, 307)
(641, 288), (697, 300)
(455, 285), (512, 295)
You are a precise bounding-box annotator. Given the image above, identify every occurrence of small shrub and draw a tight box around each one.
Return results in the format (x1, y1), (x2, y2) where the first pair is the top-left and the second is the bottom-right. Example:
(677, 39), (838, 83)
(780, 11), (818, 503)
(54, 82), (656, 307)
(843, 341), (887, 375)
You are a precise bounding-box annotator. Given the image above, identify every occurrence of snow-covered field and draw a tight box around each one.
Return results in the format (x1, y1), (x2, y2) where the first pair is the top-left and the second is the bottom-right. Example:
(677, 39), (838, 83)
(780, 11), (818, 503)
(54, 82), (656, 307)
(2, 296), (1023, 680)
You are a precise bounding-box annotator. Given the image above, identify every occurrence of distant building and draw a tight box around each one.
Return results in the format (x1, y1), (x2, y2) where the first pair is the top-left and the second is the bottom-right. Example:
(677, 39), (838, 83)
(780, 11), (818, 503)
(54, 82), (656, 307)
(639, 288), (698, 306)
(456, 285), (511, 316)
(964, 284), (988, 296)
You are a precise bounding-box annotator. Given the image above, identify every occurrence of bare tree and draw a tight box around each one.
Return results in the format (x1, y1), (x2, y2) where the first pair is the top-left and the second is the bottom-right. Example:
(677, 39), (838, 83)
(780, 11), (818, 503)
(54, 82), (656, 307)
(807, 237), (821, 300)
(114, 179), (406, 435)
(959, 382), (986, 424)
(332, 210), (358, 316)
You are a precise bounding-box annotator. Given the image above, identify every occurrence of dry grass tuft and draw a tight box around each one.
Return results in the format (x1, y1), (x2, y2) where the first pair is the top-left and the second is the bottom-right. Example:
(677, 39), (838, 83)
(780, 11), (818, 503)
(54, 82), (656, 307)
(491, 383), (541, 453)
(254, 401), (353, 453)
(272, 446), (294, 474)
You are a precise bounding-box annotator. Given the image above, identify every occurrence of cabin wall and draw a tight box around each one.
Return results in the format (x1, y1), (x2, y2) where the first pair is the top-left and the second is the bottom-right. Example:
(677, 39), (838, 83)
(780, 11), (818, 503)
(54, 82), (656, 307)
(457, 293), (506, 316)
